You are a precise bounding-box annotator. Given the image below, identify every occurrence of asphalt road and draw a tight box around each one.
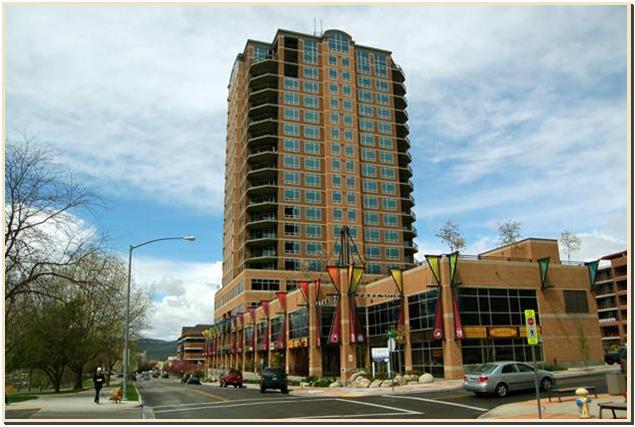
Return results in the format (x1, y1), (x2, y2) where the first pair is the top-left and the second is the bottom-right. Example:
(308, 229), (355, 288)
(137, 372), (609, 420)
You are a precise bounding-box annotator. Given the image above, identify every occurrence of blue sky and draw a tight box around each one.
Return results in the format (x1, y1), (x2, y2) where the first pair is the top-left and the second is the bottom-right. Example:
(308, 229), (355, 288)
(5, 4), (628, 339)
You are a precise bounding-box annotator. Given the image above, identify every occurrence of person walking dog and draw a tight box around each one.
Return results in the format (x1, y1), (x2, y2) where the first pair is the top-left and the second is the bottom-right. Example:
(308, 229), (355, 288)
(93, 367), (105, 404)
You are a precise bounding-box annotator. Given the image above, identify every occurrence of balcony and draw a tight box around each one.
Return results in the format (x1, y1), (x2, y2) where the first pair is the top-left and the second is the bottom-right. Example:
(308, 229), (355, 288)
(401, 210), (416, 224)
(249, 118), (278, 138)
(404, 240), (418, 254)
(397, 137), (410, 151)
(249, 58), (278, 78)
(247, 147), (277, 166)
(249, 103), (278, 122)
(401, 195), (415, 209)
(248, 134), (278, 151)
(249, 73), (278, 92)
(400, 179), (414, 195)
(403, 225), (417, 238)
(246, 230), (277, 246)
(393, 81), (406, 96)
(246, 196), (277, 213)
(398, 165), (413, 180)
(246, 213), (278, 230)
(394, 108), (408, 124)
(398, 150), (412, 166)
(392, 65), (405, 83)
(246, 248), (277, 264)
(396, 123), (410, 138)
(394, 95), (407, 110)
(249, 88), (278, 107)
(247, 165), (277, 181)
(246, 180), (277, 197)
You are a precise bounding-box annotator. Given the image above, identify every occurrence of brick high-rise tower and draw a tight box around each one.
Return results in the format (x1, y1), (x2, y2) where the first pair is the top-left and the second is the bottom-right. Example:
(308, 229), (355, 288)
(217, 29), (415, 321)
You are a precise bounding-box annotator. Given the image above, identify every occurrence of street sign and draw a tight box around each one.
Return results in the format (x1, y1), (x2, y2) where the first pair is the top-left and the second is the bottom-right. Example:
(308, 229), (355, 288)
(524, 309), (539, 345)
(387, 337), (396, 352)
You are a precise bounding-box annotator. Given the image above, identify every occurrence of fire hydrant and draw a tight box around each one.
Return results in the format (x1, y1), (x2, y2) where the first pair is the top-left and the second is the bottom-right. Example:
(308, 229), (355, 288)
(575, 387), (592, 419)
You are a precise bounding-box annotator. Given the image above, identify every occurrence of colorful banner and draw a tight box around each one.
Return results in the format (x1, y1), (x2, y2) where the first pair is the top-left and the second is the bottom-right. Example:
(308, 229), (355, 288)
(538, 257), (550, 289)
(448, 251), (459, 285)
(586, 260), (600, 291)
(328, 298), (341, 344)
(299, 281), (310, 303)
(390, 268), (403, 295)
(248, 306), (256, 322)
(350, 266), (364, 295)
(230, 333), (236, 354)
(237, 329), (243, 353)
(327, 265), (341, 293)
(315, 280), (322, 347)
(451, 287), (464, 340)
(276, 291), (287, 312)
(238, 312), (244, 326)
(425, 255), (442, 286)
(397, 297), (405, 331)
(432, 291), (444, 340)
(277, 318), (286, 349)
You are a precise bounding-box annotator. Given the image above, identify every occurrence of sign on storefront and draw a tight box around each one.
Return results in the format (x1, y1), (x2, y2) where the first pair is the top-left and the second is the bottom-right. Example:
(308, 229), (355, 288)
(463, 326), (487, 338)
(488, 327), (518, 338)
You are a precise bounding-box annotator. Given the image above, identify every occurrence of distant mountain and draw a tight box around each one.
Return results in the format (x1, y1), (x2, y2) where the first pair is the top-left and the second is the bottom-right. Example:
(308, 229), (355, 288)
(136, 338), (177, 361)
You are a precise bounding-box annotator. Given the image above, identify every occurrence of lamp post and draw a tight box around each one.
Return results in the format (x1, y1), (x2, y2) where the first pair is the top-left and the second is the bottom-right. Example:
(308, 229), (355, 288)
(122, 235), (195, 400)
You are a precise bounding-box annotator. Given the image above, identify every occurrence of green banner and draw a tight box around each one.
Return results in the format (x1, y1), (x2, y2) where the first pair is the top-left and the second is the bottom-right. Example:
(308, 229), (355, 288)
(538, 257), (550, 289)
(425, 255), (441, 286)
(586, 260), (600, 292)
(448, 251), (459, 286)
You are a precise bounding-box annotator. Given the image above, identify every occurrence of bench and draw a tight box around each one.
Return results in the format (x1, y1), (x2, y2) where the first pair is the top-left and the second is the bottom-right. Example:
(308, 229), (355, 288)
(547, 386), (597, 402)
(598, 402), (627, 419)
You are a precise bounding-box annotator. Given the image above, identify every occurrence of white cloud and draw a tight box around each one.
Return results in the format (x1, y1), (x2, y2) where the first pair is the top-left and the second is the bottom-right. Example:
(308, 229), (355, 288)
(131, 256), (222, 340)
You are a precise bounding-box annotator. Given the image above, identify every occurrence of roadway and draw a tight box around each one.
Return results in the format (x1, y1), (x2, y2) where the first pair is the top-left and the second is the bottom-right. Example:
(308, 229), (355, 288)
(137, 372), (609, 420)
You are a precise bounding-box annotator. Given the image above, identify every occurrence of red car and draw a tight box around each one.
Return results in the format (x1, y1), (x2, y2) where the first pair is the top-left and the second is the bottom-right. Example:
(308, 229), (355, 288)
(219, 369), (243, 388)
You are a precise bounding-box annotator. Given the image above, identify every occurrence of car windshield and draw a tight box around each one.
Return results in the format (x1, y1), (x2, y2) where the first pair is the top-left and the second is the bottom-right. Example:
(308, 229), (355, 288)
(263, 368), (284, 375)
(474, 364), (497, 374)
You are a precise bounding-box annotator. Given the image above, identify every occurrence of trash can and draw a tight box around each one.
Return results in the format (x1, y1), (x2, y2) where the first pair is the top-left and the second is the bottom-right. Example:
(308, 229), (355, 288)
(606, 372), (627, 395)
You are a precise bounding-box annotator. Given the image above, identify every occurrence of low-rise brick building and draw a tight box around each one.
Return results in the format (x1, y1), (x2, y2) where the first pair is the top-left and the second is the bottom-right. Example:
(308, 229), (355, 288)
(176, 324), (212, 373)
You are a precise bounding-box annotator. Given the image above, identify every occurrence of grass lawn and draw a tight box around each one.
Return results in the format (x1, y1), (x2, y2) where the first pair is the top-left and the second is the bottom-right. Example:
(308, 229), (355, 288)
(125, 381), (138, 402)
(7, 394), (39, 404)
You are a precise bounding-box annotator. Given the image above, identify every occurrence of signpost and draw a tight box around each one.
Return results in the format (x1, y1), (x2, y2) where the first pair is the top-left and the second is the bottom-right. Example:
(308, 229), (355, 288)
(525, 309), (541, 419)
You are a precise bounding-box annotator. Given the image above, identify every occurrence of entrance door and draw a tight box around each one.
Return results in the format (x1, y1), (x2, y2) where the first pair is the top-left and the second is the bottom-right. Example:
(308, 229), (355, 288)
(322, 346), (340, 377)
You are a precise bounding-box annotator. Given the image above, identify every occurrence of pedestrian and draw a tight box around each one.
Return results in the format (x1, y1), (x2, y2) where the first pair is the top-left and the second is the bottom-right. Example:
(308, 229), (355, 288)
(93, 367), (105, 404)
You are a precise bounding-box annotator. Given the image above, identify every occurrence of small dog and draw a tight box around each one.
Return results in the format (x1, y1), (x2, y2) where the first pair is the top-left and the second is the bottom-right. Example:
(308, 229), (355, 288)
(109, 387), (123, 403)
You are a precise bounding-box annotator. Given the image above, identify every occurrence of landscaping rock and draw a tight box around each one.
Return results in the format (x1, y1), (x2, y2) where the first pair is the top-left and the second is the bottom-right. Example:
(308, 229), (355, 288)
(418, 373), (434, 384)
(329, 380), (342, 388)
(369, 379), (382, 388)
(397, 375), (408, 386)
(380, 380), (394, 388)
(357, 378), (371, 388)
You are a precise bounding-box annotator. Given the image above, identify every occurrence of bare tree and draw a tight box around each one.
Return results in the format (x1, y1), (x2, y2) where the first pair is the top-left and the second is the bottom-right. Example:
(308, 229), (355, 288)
(435, 219), (466, 252)
(5, 137), (104, 323)
(560, 231), (582, 261)
(497, 220), (522, 246)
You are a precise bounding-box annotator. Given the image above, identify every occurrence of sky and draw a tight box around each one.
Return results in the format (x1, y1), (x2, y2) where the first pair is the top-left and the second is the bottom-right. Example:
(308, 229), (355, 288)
(5, 4), (628, 340)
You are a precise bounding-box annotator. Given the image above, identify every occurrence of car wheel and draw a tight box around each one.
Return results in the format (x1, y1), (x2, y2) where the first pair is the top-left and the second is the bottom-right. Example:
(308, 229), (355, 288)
(281, 386), (288, 394)
(495, 383), (509, 397)
(260, 386), (266, 393)
(540, 377), (553, 391)
(234, 384), (238, 388)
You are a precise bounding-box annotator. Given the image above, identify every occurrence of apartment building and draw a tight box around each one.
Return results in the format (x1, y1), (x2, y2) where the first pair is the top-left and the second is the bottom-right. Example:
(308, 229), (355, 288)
(176, 324), (212, 372)
(594, 250), (628, 350)
(218, 29), (415, 321)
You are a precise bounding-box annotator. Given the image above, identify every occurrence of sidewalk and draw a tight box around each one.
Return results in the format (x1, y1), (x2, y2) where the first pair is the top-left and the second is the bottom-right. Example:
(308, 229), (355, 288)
(480, 393), (628, 420)
(5, 383), (142, 419)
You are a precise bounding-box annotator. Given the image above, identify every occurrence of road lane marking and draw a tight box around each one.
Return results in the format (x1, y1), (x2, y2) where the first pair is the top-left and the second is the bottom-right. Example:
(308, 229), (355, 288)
(292, 411), (422, 419)
(384, 395), (488, 412)
(336, 398), (422, 415)
(152, 396), (305, 410)
(154, 398), (334, 414)
(189, 388), (228, 402)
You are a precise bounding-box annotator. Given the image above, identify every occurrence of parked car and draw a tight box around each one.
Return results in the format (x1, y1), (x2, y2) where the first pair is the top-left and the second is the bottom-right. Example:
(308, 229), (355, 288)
(463, 361), (555, 397)
(142, 372), (151, 381)
(219, 369), (243, 388)
(152, 371), (160, 378)
(260, 367), (288, 393)
(186, 374), (201, 385)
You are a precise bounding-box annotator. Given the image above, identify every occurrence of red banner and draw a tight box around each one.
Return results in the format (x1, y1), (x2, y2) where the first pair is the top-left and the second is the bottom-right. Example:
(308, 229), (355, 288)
(451, 287), (464, 340)
(248, 306), (256, 322)
(230, 333), (236, 354)
(237, 329), (243, 353)
(432, 291), (444, 340)
(349, 299), (357, 343)
(315, 280), (321, 347)
(276, 292), (287, 312)
(328, 299), (341, 344)
(260, 300), (269, 318)
(397, 298), (405, 331)
(238, 312), (244, 326)
(327, 266), (340, 292)
(277, 318), (286, 349)
(299, 281), (309, 303)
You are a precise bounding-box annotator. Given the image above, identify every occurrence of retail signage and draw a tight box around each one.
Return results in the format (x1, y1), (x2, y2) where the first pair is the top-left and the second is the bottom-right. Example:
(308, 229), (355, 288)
(372, 347), (389, 361)
(489, 327), (518, 338)
(463, 326), (487, 338)
(524, 309), (539, 345)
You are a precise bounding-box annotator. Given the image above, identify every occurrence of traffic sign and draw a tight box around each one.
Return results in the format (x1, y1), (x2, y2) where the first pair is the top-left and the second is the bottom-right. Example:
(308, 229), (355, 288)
(524, 309), (539, 346)
(387, 337), (396, 352)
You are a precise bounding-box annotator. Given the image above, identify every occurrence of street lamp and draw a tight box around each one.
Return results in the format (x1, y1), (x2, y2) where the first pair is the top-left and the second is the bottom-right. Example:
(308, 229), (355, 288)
(122, 235), (195, 400)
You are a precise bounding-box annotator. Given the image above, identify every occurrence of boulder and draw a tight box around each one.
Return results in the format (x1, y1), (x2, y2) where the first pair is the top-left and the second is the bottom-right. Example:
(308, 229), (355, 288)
(406, 374), (419, 382)
(380, 380), (394, 388)
(407, 381), (419, 386)
(397, 375), (408, 386)
(329, 380), (342, 388)
(355, 378), (371, 388)
(369, 379), (382, 388)
(418, 373), (434, 384)
(300, 382), (310, 388)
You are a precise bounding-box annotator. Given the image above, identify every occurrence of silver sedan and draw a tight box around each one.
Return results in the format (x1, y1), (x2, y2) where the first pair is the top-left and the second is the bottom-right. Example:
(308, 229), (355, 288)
(463, 361), (555, 397)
